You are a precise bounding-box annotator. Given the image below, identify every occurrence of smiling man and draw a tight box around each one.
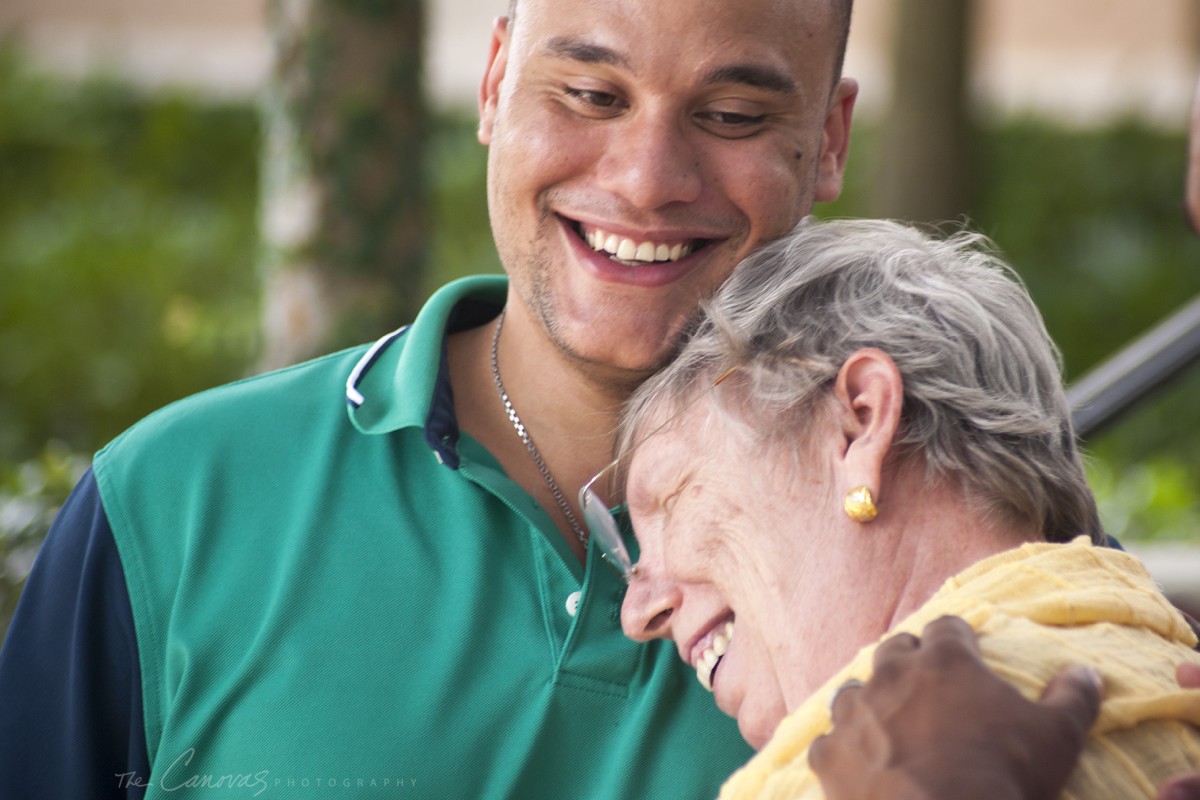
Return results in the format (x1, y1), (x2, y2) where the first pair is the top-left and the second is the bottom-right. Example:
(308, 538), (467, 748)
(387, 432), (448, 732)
(0, 0), (855, 797)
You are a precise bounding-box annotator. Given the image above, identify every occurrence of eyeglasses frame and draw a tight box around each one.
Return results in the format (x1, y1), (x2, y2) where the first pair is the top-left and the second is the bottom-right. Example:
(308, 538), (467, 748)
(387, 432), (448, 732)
(578, 366), (739, 583)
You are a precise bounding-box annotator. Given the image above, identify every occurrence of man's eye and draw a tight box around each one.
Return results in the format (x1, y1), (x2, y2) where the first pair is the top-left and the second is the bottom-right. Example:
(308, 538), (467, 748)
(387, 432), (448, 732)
(565, 87), (622, 109)
(703, 111), (766, 127)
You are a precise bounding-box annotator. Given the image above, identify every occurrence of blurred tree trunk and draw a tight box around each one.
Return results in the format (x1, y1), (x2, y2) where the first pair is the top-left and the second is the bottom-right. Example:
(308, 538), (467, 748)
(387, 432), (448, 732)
(873, 0), (974, 224)
(259, 0), (428, 370)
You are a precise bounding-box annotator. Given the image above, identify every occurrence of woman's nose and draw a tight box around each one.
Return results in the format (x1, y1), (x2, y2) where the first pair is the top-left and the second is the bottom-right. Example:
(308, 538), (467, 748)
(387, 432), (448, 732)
(620, 568), (681, 642)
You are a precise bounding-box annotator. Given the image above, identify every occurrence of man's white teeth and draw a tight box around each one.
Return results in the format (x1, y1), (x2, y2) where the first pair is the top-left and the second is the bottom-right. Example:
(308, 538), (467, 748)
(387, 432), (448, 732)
(696, 620), (735, 693)
(586, 227), (692, 264)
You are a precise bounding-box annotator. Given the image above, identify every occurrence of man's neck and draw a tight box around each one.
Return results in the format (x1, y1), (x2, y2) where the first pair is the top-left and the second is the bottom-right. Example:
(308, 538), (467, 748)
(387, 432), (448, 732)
(446, 304), (641, 563)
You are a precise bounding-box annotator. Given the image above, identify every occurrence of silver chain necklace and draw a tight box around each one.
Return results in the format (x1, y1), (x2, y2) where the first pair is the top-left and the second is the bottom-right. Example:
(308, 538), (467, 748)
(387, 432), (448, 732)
(491, 309), (589, 548)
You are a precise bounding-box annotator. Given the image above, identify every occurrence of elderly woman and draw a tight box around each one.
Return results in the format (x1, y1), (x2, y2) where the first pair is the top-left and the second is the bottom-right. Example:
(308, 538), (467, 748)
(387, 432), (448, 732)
(583, 218), (1200, 798)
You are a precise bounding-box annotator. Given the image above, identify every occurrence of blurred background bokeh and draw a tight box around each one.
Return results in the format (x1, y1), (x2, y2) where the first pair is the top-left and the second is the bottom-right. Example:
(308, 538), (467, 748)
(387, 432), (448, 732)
(1, 0), (1198, 635)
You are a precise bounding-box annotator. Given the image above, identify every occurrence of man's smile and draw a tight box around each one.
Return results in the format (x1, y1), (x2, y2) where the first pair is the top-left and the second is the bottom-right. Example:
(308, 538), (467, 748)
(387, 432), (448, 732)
(579, 222), (703, 265)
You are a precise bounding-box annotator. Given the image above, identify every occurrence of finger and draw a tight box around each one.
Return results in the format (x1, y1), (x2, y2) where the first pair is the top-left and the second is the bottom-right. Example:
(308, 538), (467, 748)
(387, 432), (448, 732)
(872, 631), (920, 669)
(808, 732), (834, 774)
(919, 615), (981, 656)
(1178, 661), (1200, 689)
(1038, 665), (1102, 736)
(828, 679), (865, 723)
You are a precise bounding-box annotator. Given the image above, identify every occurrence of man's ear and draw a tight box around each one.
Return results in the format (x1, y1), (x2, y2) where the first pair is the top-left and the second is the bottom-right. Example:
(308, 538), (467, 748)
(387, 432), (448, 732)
(478, 16), (511, 146)
(832, 348), (903, 499)
(814, 77), (858, 203)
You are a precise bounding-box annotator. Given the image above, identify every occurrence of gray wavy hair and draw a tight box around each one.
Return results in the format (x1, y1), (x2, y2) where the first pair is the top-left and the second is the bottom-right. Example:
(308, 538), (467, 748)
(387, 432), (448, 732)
(619, 217), (1102, 543)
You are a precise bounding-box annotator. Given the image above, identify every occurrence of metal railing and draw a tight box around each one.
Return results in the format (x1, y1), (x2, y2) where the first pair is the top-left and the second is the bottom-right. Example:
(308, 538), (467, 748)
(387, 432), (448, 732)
(1068, 294), (1200, 439)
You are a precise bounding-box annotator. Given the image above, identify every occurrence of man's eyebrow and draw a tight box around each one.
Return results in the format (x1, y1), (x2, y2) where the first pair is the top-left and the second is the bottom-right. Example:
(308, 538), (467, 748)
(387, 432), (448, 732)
(703, 64), (797, 94)
(538, 39), (795, 95)
(543, 36), (630, 69)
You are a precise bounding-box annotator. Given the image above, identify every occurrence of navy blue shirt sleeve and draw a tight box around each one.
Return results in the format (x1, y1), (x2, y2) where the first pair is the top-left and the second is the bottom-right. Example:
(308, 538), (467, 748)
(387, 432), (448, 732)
(0, 468), (149, 799)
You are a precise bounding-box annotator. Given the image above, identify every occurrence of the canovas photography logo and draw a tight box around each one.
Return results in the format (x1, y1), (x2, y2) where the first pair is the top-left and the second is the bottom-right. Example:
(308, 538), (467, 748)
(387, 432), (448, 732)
(116, 749), (270, 796)
(115, 749), (420, 796)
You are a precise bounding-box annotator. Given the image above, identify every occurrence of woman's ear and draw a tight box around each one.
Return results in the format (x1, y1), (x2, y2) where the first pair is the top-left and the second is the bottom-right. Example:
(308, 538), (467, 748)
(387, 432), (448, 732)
(832, 348), (904, 503)
(477, 16), (511, 145)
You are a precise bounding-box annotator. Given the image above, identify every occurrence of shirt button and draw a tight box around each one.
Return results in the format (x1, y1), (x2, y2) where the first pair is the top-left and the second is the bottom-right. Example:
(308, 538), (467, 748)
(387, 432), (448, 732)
(565, 590), (582, 617)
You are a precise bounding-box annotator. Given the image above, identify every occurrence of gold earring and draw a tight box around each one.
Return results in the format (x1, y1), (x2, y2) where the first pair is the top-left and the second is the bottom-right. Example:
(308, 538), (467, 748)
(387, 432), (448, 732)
(844, 485), (878, 523)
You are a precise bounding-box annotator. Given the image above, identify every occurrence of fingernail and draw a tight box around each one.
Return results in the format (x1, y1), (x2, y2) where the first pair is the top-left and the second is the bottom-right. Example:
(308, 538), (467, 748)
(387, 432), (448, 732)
(828, 678), (865, 711)
(1075, 666), (1103, 693)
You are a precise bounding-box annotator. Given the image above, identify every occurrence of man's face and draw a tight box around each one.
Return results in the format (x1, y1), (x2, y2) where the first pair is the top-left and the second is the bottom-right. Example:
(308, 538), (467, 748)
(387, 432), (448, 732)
(478, 0), (856, 378)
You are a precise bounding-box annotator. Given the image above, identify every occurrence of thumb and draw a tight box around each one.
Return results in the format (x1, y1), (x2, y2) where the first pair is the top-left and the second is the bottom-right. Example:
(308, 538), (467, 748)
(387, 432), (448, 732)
(1039, 665), (1103, 735)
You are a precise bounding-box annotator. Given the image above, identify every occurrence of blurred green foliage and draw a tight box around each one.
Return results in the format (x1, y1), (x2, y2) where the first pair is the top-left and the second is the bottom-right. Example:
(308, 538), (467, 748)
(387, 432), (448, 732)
(0, 45), (262, 465)
(972, 120), (1200, 376)
(0, 443), (87, 631)
(0, 44), (262, 634)
(422, 108), (500, 294)
(965, 122), (1200, 547)
(0, 45), (1197, 638)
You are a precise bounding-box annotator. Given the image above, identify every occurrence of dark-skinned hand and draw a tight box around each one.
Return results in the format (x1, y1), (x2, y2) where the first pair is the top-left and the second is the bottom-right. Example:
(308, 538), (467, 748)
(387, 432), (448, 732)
(808, 616), (1102, 800)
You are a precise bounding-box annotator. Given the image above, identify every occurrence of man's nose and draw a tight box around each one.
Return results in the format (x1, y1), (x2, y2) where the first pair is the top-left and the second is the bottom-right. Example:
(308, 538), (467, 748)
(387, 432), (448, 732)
(620, 568), (681, 642)
(595, 112), (703, 211)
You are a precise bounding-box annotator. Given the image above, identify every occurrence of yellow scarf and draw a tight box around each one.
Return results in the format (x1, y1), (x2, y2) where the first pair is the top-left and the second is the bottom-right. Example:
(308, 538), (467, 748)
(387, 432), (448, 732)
(718, 538), (1200, 800)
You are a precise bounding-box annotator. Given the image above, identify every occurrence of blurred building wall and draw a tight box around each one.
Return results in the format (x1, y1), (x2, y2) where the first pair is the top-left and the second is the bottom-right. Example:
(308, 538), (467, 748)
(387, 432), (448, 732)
(1, 0), (1197, 126)
(850, 0), (1199, 126)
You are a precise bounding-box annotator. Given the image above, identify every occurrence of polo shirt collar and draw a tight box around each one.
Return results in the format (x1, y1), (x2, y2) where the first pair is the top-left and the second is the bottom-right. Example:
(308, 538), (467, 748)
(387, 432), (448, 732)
(346, 275), (507, 467)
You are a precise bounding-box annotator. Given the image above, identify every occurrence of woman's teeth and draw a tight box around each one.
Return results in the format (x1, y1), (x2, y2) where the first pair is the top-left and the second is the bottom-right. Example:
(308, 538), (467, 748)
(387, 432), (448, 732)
(584, 226), (694, 264)
(696, 620), (734, 692)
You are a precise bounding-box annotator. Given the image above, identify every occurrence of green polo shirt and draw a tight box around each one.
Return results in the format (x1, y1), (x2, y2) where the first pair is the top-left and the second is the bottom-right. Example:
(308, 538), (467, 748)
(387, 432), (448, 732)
(94, 275), (753, 798)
